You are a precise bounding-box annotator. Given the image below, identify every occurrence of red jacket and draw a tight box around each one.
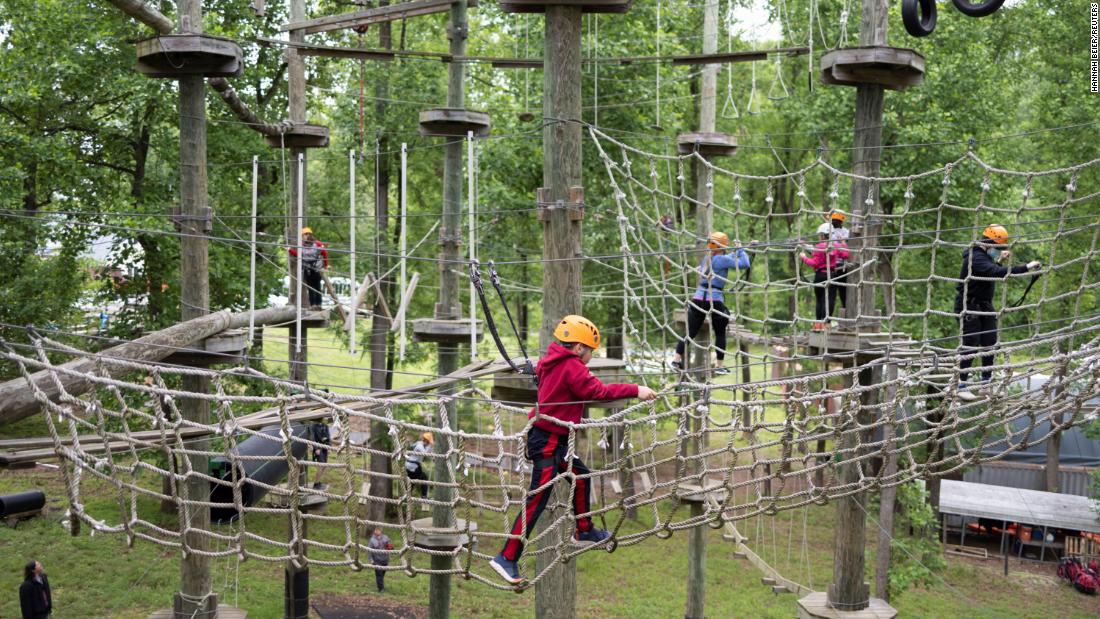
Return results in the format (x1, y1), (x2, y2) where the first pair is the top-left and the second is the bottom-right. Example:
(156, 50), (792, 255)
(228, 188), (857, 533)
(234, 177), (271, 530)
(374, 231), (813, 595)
(528, 342), (639, 435)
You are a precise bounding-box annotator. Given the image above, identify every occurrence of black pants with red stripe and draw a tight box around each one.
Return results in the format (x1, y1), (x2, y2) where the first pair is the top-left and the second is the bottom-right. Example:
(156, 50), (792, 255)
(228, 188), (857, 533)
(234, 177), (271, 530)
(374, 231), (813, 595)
(500, 427), (592, 562)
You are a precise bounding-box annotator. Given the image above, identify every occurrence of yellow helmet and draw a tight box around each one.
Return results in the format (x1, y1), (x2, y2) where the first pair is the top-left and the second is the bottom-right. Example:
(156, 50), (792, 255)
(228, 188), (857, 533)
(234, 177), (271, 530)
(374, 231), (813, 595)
(421, 432), (433, 445)
(831, 210), (846, 223)
(982, 224), (1008, 246)
(553, 315), (601, 350)
(707, 231), (730, 250)
(301, 227), (314, 235)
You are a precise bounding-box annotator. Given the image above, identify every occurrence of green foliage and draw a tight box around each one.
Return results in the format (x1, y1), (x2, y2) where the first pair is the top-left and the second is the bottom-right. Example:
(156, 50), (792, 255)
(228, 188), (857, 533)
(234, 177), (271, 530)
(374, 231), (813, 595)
(883, 482), (948, 599)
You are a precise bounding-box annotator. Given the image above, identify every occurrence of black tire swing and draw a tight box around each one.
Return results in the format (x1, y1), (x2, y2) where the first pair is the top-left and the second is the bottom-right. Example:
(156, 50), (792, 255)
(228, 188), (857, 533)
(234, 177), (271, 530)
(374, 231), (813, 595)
(952, 0), (1006, 18)
(902, 0), (1006, 38)
(902, 0), (937, 38)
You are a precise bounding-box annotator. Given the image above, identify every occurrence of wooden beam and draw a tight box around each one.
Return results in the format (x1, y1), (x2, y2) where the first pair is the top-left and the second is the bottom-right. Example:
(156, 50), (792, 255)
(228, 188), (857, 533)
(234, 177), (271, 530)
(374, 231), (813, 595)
(279, 0), (478, 35)
(104, 0), (173, 35)
(208, 77), (290, 136)
(0, 306), (300, 427)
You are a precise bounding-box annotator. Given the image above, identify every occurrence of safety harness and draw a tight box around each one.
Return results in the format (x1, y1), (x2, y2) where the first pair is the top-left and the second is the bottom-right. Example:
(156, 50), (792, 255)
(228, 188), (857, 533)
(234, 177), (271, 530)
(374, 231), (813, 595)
(469, 259), (538, 386)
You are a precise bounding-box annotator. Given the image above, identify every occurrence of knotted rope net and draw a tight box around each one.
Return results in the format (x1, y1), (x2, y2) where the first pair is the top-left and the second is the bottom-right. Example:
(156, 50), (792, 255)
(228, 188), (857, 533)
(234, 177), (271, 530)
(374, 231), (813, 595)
(2, 132), (1099, 591)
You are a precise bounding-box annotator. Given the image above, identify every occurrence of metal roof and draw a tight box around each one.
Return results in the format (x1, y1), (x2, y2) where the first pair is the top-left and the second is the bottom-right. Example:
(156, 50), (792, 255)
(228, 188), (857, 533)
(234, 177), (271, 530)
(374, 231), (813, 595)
(939, 479), (1100, 533)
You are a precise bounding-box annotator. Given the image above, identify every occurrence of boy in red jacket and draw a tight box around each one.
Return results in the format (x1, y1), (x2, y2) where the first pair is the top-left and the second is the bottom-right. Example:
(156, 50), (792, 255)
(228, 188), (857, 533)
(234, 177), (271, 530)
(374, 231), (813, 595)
(490, 315), (657, 584)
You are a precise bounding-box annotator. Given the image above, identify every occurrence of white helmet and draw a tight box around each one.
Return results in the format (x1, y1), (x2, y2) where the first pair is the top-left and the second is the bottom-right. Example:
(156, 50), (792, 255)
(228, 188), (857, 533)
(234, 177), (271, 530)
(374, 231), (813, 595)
(816, 223), (832, 236)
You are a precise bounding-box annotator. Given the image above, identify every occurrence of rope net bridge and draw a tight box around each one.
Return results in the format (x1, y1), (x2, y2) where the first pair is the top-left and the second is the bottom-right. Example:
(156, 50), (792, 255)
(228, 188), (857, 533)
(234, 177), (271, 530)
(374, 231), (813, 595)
(1, 135), (1099, 592)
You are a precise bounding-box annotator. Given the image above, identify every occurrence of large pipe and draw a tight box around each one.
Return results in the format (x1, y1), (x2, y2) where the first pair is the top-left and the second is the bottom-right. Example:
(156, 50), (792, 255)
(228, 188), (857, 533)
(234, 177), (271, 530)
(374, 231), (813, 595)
(0, 490), (46, 517)
(209, 424), (309, 523)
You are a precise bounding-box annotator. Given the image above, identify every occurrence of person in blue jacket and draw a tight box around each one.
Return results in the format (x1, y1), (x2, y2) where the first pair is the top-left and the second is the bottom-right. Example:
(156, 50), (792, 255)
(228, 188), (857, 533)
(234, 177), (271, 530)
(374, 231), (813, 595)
(671, 232), (750, 375)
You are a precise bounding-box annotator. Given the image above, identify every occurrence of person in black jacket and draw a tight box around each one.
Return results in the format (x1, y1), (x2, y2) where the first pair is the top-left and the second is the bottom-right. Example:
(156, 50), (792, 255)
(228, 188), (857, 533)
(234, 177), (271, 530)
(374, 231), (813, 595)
(19, 559), (51, 619)
(954, 224), (1041, 401)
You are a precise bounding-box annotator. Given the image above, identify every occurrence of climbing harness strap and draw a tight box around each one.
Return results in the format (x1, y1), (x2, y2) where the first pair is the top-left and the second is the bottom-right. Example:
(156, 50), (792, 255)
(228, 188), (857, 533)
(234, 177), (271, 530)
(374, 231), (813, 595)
(1011, 272), (1042, 308)
(469, 259), (537, 385)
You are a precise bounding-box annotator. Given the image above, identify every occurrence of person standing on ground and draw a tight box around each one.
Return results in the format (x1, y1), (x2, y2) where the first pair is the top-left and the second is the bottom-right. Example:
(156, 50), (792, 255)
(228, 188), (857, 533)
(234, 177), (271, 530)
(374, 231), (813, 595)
(405, 432), (433, 500)
(287, 227), (329, 311)
(309, 417), (331, 489)
(800, 223), (850, 331)
(19, 560), (51, 619)
(367, 527), (394, 593)
(671, 232), (751, 375)
(954, 224), (1041, 401)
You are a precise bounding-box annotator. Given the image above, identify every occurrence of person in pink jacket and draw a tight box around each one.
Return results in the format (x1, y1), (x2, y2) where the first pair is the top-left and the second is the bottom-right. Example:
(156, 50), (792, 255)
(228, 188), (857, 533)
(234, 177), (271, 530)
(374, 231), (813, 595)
(800, 223), (850, 331)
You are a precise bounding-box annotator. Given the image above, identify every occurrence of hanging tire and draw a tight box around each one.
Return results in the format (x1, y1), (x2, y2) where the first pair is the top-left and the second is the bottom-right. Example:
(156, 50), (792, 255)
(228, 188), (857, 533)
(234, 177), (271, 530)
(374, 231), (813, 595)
(952, 0), (1005, 18)
(902, 0), (937, 38)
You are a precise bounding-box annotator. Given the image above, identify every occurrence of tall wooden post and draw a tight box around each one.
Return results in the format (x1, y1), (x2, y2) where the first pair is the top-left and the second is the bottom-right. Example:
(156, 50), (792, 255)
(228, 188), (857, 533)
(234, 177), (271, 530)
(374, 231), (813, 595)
(175, 2), (215, 617)
(428, 2), (468, 617)
(535, 6), (583, 618)
(285, 0), (309, 385)
(829, 0), (887, 612)
(684, 3), (719, 617)
(282, 2), (311, 616)
(367, 2), (394, 525)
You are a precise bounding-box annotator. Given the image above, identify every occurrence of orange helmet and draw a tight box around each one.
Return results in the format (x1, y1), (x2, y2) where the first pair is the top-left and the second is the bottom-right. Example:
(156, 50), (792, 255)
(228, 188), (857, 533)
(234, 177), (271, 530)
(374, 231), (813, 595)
(982, 224), (1008, 246)
(553, 315), (601, 350)
(831, 210), (846, 222)
(301, 227), (314, 235)
(707, 231), (730, 250)
(421, 432), (433, 445)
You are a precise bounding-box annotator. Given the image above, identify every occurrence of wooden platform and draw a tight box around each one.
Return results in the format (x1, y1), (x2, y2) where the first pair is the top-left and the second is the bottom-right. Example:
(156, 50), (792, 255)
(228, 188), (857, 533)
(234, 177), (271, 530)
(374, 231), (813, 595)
(262, 483), (330, 510)
(163, 329), (247, 367)
(676, 132), (738, 158)
(492, 356), (630, 406)
(797, 593), (896, 619)
(411, 318), (484, 344)
(820, 46), (925, 91)
(795, 330), (919, 358)
(500, 0), (632, 13)
(281, 0), (479, 35)
(263, 123), (330, 149)
(150, 604), (247, 619)
(409, 517), (477, 549)
(675, 480), (729, 504)
(418, 108), (491, 138)
(136, 35), (243, 78)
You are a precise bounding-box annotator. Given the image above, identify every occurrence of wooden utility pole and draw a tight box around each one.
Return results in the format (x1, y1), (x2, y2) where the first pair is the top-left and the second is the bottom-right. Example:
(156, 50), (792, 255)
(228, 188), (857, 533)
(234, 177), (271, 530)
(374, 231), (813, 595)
(283, 2), (311, 616)
(536, 6), (584, 617)
(175, 2), (215, 617)
(367, 2), (394, 525)
(428, 2), (468, 617)
(286, 0), (309, 385)
(684, 4), (718, 618)
(829, 0), (888, 613)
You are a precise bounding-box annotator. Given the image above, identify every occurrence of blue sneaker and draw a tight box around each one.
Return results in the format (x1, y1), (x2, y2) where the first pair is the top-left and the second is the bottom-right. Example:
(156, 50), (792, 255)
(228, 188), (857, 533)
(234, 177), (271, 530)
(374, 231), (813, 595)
(575, 528), (611, 544)
(490, 553), (524, 585)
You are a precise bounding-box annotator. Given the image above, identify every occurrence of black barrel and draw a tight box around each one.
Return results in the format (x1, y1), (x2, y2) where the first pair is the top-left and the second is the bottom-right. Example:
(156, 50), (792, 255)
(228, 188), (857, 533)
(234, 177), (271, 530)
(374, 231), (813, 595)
(210, 424), (308, 523)
(0, 490), (45, 517)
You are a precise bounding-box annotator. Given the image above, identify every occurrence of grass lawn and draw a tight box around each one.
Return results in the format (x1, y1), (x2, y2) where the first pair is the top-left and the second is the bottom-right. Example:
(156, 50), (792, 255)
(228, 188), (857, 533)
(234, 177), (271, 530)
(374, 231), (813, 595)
(1, 327), (1098, 617)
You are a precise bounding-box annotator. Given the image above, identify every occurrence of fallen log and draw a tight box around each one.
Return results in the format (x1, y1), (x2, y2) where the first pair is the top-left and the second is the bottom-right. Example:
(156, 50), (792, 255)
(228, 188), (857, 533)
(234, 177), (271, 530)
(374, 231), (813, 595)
(0, 306), (299, 426)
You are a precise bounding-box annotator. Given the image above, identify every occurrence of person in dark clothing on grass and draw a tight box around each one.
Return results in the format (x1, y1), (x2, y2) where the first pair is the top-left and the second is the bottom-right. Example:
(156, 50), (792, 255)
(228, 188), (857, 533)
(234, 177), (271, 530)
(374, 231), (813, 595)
(489, 315), (658, 584)
(954, 224), (1041, 401)
(671, 231), (751, 374)
(19, 559), (51, 619)
(368, 527), (394, 593)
